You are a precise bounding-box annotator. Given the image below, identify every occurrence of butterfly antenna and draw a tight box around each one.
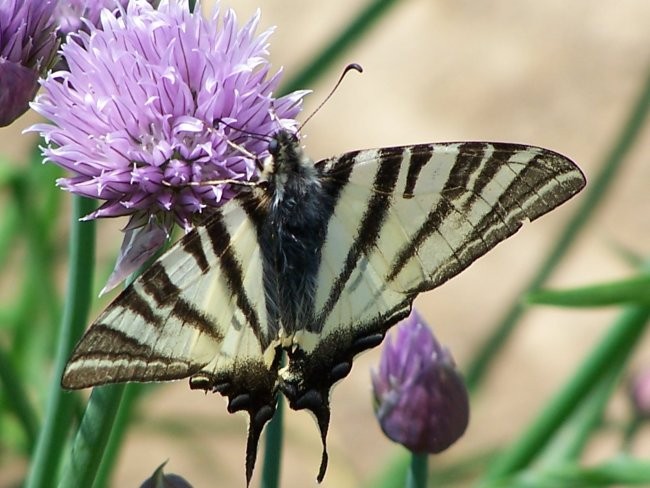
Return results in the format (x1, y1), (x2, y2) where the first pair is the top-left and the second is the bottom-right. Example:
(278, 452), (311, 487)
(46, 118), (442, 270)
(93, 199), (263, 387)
(298, 63), (363, 132)
(215, 118), (272, 141)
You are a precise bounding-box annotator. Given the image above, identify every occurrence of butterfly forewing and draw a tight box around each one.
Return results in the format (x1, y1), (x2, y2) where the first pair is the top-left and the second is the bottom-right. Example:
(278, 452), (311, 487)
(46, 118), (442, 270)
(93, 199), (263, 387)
(280, 141), (584, 439)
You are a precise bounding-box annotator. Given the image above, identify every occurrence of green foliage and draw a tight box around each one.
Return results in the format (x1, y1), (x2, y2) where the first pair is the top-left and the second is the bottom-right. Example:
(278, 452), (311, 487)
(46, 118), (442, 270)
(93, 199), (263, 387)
(529, 274), (650, 307)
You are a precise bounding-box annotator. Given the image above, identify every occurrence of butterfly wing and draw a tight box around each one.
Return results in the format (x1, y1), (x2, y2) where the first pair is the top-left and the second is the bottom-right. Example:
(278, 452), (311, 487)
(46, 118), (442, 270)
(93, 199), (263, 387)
(62, 196), (277, 484)
(280, 142), (585, 479)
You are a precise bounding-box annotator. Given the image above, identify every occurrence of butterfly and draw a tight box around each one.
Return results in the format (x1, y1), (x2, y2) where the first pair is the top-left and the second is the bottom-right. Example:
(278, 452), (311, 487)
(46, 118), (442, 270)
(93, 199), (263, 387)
(62, 129), (585, 484)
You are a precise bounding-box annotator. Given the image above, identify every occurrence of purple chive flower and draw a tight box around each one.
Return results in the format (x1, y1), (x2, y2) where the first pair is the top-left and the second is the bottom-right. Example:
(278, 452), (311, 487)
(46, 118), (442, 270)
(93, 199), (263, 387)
(0, 0), (58, 126)
(371, 310), (469, 453)
(55, 1), (160, 37)
(30, 0), (306, 289)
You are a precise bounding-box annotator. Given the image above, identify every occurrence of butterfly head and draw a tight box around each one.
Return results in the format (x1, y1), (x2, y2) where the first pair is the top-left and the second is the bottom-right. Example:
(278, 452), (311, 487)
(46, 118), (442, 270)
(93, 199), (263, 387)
(261, 130), (319, 202)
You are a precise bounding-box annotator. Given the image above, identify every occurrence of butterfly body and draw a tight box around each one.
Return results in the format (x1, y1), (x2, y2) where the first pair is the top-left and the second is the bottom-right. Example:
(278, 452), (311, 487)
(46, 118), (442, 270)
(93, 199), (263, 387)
(62, 130), (586, 484)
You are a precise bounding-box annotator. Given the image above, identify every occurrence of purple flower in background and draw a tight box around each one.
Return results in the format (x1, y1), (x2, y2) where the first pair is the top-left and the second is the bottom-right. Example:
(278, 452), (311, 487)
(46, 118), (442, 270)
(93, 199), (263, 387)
(0, 0), (58, 126)
(30, 0), (306, 289)
(371, 310), (469, 453)
(55, 0), (160, 37)
(630, 368), (650, 419)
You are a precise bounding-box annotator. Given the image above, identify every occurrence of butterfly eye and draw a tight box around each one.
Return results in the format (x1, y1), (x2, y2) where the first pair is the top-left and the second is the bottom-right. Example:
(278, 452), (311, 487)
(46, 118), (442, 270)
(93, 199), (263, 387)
(268, 138), (279, 154)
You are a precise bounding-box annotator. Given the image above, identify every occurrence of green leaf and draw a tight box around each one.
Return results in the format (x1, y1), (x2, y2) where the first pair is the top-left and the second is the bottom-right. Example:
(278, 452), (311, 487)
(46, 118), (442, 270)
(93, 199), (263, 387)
(481, 305), (650, 483)
(528, 274), (650, 307)
(279, 0), (402, 96)
(491, 456), (650, 487)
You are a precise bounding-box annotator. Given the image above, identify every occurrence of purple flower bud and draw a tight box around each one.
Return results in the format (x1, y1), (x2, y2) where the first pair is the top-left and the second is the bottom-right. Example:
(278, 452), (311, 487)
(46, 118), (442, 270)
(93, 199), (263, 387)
(371, 310), (469, 453)
(630, 368), (650, 418)
(0, 0), (58, 126)
(140, 462), (193, 488)
(30, 0), (307, 286)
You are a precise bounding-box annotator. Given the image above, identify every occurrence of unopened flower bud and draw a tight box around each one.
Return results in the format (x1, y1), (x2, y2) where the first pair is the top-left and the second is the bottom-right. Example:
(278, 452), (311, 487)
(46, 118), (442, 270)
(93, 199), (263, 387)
(630, 367), (650, 419)
(0, 0), (58, 126)
(140, 462), (193, 488)
(371, 310), (469, 453)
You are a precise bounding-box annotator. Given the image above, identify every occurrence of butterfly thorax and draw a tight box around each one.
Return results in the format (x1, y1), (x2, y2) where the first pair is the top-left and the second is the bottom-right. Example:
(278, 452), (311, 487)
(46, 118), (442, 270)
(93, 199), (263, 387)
(257, 131), (336, 337)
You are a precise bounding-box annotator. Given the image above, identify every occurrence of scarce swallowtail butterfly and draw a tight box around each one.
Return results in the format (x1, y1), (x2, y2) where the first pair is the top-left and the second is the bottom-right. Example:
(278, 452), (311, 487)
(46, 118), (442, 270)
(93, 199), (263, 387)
(62, 129), (585, 483)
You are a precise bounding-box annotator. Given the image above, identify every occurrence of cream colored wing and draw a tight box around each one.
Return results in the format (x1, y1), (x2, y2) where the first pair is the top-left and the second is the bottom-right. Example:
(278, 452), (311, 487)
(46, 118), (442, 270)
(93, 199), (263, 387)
(280, 142), (585, 481)
(62, 193), (280, 485)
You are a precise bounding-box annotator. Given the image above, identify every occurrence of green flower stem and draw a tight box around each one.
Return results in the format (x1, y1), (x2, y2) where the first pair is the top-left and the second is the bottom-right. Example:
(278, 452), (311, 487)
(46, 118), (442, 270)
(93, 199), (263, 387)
(406, 452), (428, 488)
(465, 68), (650, 391)
(279, 0), (401, 96)
(25, 196), (96, 488)
(261, 394), (284, 488)
(58, 245), (168, 488)
(92, 384), (142, 488)
(482, 304), (650, 483)
(58, 385), (127, 488)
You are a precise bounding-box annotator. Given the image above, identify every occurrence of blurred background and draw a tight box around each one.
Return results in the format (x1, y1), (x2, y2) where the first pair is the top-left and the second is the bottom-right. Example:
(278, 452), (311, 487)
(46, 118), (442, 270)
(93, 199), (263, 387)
(1, 0), (649, 486)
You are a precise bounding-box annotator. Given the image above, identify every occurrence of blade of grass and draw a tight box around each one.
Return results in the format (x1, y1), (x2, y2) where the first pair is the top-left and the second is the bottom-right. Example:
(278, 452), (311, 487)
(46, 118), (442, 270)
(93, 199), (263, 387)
(25, 195), (96, 488)
(481, 304), (650, 483)
(465, 68), (650, 391)
(528, 274), (650, 308)
(500, 456), (650, 487)
(535, 362), (623, 467)
(279, 0), (402, 96)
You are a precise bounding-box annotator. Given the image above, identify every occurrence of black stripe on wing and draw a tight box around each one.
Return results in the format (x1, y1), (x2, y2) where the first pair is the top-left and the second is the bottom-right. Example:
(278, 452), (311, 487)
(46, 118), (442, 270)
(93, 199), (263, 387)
(387, 143), (585, 291)
(204, 210), (265, 343)
(315, 148), (403, 329)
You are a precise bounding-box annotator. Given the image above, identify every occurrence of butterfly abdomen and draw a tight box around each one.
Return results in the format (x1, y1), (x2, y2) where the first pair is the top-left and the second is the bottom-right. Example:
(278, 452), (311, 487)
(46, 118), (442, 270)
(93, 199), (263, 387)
(258, 132), (340, 335)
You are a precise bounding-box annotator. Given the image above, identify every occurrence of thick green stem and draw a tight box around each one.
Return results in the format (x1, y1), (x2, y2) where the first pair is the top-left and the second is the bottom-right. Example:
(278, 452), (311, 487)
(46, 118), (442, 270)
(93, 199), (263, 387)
(92, 385), (141, 488)
(25, 196), (96, 488)
(57, 385), (127, 488)
(260, 395), (284, 488)
(405, 453), (428, 488)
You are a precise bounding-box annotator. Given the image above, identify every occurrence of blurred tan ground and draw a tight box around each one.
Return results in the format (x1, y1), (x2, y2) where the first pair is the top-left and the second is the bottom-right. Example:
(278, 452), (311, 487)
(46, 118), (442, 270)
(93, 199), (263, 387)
(2, 1), (650, 487)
